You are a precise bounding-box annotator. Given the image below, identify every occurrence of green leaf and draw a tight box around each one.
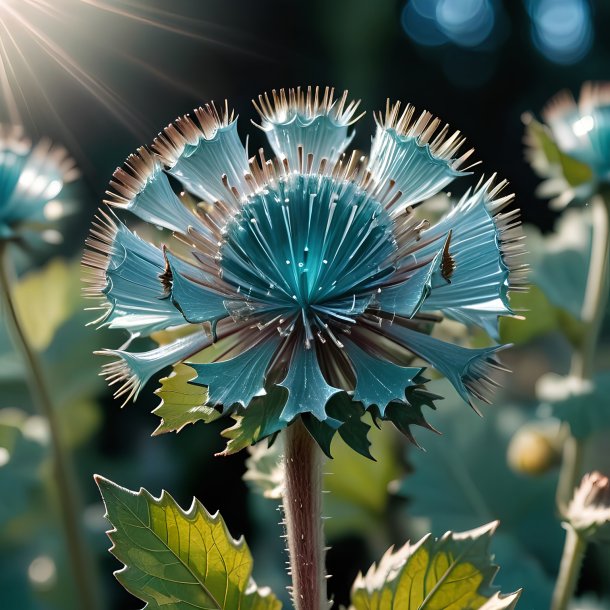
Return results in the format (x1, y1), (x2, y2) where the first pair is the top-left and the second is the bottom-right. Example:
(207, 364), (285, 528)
(220, 387), (288, 456)
(96, 475), (282, 610)
(524, 212), (592, 322)
(400, 379), (560, 607)
(152, 335), (250, 435)
(350, 521), (520, 610)
(558, 151), (594, 187)
(540, 373), (610, 439)
(11, 258), (81, 352)
(153, 363), (219, 435)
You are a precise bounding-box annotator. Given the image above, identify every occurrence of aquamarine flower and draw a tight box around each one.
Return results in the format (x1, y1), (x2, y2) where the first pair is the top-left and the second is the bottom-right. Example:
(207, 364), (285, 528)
(0, 125), (78, 242)
(84, 87), (525, 454)
(524, 82), (610, 209)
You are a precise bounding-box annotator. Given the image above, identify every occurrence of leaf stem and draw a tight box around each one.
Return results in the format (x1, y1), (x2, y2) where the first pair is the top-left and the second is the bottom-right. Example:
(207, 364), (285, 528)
(282, 419), (327, 610)
(551, 527), (587, 610)
(0, 244), (101, 610)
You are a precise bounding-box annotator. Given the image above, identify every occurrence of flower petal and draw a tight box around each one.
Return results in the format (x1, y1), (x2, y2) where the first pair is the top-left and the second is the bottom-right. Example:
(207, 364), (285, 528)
(368, 102), (473, 211)
(190, 333), (281, 409)
(279, 344), (342, 422)
(105, 147), (207, 235)
(165, 251), (231, 326)
(153, 104), (250, 203)
(377, 240), (447, 318)
(382, 323), (506, 408)
(253, 86), (363, 167)
(98, 330), (212, 405)
(343, 338), (422, 415)
(417, 177), (526, 339)
(83, 213), (185, 337)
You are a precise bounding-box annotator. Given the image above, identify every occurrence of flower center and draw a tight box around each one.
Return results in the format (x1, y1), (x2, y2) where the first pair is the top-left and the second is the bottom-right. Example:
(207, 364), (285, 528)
(219, 174), (396, 341)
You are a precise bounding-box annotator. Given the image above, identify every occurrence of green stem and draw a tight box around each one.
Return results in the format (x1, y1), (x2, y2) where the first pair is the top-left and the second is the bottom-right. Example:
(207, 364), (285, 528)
(0, 244), (100, 610)
(551, 527), (587, 610)
(552, 193), (610, 609)
(282, 419), (327, 610)
(556, 193), (610, 513)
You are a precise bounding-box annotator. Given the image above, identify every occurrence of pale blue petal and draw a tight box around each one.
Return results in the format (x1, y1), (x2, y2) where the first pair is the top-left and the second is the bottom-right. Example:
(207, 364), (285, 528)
(254, 87), (361, 167)
(190, 334), (281, 408)
(279, 345), (342, 422)
(367, 103), (474, 211)
(416, 178), (523, 339)
(153, 108), (250, 203)
(107, 148), (206, 234)
(100, 331), (211, 404)
(0, 135), (75, 234)
(343, 339), (422, 415)
(165, 252), (230, 325)
(88, 217), (185, 337)
(377, 242), (446, 317)
(383, 324), (505, 407)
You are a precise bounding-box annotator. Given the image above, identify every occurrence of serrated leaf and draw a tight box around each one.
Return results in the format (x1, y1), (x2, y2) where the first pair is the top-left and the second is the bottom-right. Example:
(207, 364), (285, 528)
(558, 150), (594, 187)
(152, 335), (247, 434)
(153, 363), (219, 435)
(96, 476), (281, 610)
(220, 387), (288, 455)
(350, 521), (520, 610)
(401, 379), (560, 607)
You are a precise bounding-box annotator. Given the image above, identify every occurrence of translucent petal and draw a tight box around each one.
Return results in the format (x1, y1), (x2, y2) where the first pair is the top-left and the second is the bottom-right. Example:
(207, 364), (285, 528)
(416, 178), (524, 339)
(100, 331), (212, 404)
(164, 121), (249, 202)
(383, 324), (505, 407)
(367, 104), (472, 211)
(279, 345), (342, 422)
(253, 87), (362, 167)
(106, 148), (206, 235)
(343, 339), (422, 415)
(190, 334), (281, 409)
(165, 251), (230, 325)
(377, 241), (446, 318)
(0, 133), (76, 233)
(86, 218), (185, 337)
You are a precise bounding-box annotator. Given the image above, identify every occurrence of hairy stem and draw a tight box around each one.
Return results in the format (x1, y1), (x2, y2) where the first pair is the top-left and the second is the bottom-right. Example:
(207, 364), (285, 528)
(551, 527), (587, 610)
(0, 244), (100, 610)
(282, 419), (327, 610)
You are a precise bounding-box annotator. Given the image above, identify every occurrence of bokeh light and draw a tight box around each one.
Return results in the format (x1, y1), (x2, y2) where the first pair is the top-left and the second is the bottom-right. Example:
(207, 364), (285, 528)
(401, 0), (499, 49)
(529, 0), (593, 64)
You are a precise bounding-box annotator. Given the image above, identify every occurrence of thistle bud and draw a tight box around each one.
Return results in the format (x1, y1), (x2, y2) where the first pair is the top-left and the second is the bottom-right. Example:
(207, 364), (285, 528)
(566, 472), (610, 542)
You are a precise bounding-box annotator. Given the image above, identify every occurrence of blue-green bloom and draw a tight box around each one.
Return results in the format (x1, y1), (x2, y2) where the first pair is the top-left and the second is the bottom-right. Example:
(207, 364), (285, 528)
(0, 125), (78, 242)
(524, 82), (610, 209)
(84, 87), (525, 455)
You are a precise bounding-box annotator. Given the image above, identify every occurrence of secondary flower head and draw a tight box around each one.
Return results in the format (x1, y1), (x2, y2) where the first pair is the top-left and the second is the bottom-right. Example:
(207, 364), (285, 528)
(524, 82), (610, 209)
(0, 125), (78, 242)
(566, 471), (610, 542)
(84, 86), (525, 456)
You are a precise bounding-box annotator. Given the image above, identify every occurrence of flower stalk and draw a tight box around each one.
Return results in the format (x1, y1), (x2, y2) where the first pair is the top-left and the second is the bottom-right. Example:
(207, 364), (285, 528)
(552, 191), (610, 608)
(551, 527), (587, 610)
(0, 243), (100, 610)
(282, 419), (327, 610)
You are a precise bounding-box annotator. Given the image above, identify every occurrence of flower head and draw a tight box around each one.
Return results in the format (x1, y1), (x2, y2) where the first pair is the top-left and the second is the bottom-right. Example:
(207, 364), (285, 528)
(524, 82), (610, 209)
(84, 86), (525, 455)
(566, 471), (610, 542)
(0, 125), (78, 243)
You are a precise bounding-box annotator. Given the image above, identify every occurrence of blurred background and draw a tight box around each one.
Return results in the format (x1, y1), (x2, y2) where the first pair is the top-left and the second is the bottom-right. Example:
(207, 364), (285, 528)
(1, 0), (610, 608)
